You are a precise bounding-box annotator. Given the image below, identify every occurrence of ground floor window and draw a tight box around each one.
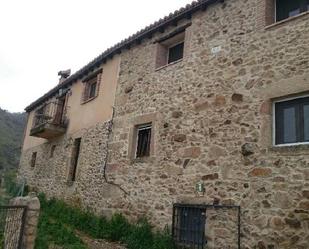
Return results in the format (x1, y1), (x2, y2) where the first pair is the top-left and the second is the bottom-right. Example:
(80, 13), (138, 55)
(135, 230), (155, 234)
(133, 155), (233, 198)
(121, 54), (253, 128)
(68, 138), (81, 183)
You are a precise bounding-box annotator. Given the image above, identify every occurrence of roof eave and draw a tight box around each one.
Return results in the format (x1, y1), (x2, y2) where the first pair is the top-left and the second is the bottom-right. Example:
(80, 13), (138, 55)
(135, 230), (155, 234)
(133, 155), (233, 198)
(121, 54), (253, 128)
(25, 0), (222, 112)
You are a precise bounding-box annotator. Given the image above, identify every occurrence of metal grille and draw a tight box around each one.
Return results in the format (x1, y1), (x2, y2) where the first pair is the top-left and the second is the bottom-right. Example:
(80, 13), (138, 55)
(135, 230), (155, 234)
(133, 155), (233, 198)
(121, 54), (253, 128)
(172, 204), (241, 249)
(0, 206), (27, 249)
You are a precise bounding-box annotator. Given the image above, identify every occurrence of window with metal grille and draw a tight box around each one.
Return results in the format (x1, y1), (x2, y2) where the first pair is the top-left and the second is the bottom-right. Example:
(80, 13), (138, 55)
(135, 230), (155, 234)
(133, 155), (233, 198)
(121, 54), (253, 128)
(173, 204), (207, 248)
(168, 42), (184, 64)
(69, 138), (81, 183)
(136, 123), (152, 158)
(30, 152), (37, 168)
(172, 204), (241, 249)
(274, 96), (309, 145)
(276, 0), (309, 22)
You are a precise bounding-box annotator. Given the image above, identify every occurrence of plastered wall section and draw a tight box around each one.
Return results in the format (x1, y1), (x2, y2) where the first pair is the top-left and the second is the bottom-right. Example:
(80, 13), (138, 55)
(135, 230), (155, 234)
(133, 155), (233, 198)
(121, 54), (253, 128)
(22, 55), (120, 150)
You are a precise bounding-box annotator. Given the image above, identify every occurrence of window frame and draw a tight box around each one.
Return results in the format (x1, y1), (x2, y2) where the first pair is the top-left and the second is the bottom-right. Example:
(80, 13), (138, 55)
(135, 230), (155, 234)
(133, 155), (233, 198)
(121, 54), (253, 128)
(272, 94), (309, 147)
(274, 0), (309, 23)
(155, 29), (187, 69)
(68, 137), (82, 184)
(81, 68), (102, 104)
(88, 80), (98, 99)
(50, 145), (56, 158)
(82, 76), (98, 103)
(30, 152), (37, 168)
(167, 41), (185, 65)
(135, 123), (152, 158)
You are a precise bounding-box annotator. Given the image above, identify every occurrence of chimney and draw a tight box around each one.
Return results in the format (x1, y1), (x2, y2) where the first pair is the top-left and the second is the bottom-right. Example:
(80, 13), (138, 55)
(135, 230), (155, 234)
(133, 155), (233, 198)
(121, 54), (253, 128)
(58, 69), (71, 84)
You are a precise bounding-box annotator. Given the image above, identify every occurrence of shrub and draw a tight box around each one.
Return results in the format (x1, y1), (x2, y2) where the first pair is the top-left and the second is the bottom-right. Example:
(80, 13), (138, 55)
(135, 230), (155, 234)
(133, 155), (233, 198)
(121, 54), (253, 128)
(0, 234), (3, 249)
(37, 194), (175, 249)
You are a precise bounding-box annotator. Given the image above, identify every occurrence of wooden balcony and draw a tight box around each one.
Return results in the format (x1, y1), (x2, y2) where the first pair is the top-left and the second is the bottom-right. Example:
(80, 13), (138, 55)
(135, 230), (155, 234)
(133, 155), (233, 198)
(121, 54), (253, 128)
(30, 100), (68, 139)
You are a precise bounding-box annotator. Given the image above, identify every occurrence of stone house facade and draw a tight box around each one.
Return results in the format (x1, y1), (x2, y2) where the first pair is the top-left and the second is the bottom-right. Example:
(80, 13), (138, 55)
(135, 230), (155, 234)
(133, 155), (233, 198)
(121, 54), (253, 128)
(19, 0), (309, 248)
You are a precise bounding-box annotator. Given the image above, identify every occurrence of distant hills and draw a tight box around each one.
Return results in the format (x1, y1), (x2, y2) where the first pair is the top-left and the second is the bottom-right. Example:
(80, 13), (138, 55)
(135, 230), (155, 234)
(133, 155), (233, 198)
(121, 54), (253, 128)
(0, 108), (27, 171)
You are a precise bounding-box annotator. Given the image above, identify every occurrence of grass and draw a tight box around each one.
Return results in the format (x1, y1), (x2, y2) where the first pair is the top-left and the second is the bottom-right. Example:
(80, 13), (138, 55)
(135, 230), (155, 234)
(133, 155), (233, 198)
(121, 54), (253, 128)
(36, 193), (175, 249)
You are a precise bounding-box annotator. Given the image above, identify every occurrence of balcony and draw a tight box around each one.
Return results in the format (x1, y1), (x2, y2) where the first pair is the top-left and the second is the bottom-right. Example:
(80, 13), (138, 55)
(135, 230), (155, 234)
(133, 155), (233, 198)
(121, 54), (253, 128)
(30, 100), (68, 139)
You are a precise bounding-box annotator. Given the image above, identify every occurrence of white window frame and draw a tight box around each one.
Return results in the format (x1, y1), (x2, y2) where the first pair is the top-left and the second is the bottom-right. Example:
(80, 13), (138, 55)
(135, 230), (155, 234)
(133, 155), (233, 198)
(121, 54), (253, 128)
(272, 94), (309, 147)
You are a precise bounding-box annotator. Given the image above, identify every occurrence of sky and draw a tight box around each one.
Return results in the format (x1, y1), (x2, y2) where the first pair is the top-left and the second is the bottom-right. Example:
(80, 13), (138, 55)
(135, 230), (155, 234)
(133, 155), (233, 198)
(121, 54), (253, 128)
(0, 0), (193, 113)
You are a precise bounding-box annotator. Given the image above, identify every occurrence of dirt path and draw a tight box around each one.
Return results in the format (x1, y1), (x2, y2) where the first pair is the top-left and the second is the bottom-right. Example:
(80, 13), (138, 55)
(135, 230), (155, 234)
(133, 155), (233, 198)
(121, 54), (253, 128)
(76, 231), (126, 249)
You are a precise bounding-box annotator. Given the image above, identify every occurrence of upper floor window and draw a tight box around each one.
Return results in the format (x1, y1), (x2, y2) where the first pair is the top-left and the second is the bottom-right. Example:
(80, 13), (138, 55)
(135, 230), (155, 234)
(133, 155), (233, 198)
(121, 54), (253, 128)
(168, 42), (184, 64)
(82, 76), (99, 103)
(81, 69), (102, 104)
(274, 96), (309, 145)
(136, 123), (152, 158)
(276, 0), (309, 22)
(155, 30), (186, 69)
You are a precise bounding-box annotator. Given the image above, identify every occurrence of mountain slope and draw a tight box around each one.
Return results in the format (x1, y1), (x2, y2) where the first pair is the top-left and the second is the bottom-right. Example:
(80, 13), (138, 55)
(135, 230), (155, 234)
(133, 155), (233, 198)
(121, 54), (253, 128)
(0, 108), (27, 171)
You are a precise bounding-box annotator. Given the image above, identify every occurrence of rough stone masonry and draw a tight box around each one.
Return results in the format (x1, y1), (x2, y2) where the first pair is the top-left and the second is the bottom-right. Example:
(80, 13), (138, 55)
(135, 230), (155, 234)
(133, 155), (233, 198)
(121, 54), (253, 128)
(19, 0), (309, 248)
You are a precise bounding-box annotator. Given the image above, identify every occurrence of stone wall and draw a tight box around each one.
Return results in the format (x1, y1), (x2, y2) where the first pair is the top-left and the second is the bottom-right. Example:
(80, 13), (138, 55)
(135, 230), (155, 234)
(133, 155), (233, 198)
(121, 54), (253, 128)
(18, 0), (309, 248)
(104, 0), (309, 248)
(19, 121), (125, 217)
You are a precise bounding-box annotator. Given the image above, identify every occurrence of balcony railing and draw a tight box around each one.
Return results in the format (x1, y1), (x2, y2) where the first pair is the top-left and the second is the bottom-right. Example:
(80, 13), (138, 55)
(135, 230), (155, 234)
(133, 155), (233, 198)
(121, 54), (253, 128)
(30, 101), (68, 139)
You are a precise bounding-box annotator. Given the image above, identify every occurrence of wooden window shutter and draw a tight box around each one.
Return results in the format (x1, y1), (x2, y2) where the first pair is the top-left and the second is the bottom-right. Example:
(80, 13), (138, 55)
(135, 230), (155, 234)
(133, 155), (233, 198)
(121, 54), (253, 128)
(95, 73), (102, 97)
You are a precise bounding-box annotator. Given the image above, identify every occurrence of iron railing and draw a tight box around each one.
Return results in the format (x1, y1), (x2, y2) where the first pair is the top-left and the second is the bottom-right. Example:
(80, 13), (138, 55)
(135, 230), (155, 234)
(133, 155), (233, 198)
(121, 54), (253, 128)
(172, 203), (241, 249)
(0, 206), (27, 249)
(32, 101), (67, 129)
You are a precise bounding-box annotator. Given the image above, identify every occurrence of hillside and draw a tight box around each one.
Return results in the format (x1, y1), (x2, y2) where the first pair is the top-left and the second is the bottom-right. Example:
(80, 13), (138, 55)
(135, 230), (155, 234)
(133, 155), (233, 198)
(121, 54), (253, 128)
(0, 108), (27, 171)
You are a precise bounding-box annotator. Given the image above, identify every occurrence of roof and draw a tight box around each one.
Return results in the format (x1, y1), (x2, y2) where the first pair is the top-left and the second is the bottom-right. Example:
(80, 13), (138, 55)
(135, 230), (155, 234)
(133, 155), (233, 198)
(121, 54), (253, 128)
(25, 0), (222, 112)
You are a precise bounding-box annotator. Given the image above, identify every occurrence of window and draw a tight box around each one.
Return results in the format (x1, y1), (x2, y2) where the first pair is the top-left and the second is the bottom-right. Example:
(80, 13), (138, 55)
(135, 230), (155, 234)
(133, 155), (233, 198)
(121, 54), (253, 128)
(168, 42), (184, 64)
(31, 152), (37, 168)
(69, 138), (81, 183)
(276, 0), (309, 22)
(173, 205), (206, 247)
(50, 145), (56, 158)
(156, 31), (185, 68)
(82, 74), (100, 103)
(274, 96), (309, 145)
(89, 81), (97, 99)
(135, 123), (152, 158)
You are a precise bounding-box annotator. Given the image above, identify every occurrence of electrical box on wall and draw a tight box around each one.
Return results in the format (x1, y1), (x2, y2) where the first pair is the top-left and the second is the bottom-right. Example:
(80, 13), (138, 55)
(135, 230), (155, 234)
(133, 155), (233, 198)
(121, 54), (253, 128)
(211, 45), (222, 54)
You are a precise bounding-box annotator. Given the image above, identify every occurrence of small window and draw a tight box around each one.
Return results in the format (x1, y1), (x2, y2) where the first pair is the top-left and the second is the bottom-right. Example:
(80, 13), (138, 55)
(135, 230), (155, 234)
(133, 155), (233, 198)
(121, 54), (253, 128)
(274, 96), (309, 145)
(50, 145), (56, 158)
(31, 152), (37, 168)
(69, 138), (81, 183)
(136, 123), (152, 158)
(168, 42), (184, 64)
(82, 76), (99, 103)
(276, 0), (309, 22)
(156, 31), (185, 68)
